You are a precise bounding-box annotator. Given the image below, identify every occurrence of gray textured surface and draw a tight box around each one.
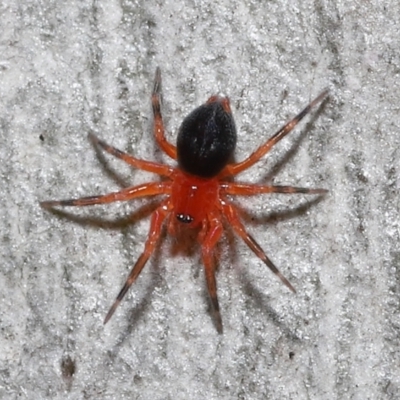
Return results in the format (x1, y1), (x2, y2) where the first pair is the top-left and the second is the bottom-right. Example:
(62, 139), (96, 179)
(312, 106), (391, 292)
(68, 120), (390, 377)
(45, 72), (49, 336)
(1, 0), (400, 399)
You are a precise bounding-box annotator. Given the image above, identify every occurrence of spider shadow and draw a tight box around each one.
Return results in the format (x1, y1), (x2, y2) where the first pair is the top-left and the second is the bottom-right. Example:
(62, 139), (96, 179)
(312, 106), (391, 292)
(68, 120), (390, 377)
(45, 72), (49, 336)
(259, 98), (328, 183)
(228, 195), (326, 341)
(107, 225), (203, 353)
(46, 201), (174, 357)
(238, 268), (301, 342)
(237, 193), (326, 227)
(89, 131), (137, 189)
(42, 200), (159, 231)
(40, 135), (171, 360)
(42, 130), (165, 231)
(106, 270), (165, 360)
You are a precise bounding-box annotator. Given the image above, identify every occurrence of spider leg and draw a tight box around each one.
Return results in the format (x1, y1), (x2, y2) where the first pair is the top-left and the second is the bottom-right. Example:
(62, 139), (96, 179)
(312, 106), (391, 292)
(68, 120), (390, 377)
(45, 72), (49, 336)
(221, 182), (328, 196)
(222, 200), (296, 293)
(152, 67), (177, 160)
(89, 133), (173, 177)
(220, 90), (328, 177)
(201, 213), (224, 333)
(40, 181), (171, 208)
(104, 199), (171, 324)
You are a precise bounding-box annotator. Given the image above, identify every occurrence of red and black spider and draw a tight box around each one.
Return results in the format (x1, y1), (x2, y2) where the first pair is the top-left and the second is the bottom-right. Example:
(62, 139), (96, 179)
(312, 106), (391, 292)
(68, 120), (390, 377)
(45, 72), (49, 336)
(41, 68), (328, 333)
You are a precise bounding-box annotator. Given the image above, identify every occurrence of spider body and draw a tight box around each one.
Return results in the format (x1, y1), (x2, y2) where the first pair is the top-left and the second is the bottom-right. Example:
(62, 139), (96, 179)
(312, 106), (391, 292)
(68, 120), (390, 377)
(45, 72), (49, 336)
(41, 68), (328, 333)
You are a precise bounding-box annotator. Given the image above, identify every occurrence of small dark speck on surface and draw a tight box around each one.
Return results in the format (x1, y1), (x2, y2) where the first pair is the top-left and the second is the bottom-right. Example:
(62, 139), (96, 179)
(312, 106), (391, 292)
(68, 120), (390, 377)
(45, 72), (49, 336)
(61, 355), (76, 380)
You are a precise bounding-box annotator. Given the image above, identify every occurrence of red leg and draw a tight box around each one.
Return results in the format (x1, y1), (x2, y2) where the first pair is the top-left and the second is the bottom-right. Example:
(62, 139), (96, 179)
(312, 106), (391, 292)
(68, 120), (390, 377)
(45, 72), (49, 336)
(104, 199), (171, 323)
(220, 90), (328, 177)
(152, 67), (177, 160)
(222, 200), (296, 293)
(221, 182), (328, 196)
(40, 181), (171, 208)
(200, 212), (224, 333)
(89, 133), (174, 177)
(197, 217), (208, 245)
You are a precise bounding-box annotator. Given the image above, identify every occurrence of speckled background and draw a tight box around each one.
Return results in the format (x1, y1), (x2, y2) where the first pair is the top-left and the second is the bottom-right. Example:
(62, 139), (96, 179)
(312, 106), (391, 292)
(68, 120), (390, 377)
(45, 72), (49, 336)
(1, 1), (399, 399)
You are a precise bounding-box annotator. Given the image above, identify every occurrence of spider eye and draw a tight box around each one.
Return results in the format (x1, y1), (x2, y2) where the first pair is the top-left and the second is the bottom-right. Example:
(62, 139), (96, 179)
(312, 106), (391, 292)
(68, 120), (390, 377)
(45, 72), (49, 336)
(176, 214), (194, 224)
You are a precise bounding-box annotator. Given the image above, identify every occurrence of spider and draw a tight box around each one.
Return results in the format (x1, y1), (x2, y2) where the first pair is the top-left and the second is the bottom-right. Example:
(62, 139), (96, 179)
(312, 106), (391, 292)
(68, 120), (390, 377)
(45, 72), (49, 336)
(41, 68), (328, 333)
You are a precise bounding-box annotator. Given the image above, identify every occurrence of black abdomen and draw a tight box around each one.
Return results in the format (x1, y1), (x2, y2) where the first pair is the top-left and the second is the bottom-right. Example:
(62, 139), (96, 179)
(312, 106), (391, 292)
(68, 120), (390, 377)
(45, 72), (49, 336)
(177, 96), (237, 178)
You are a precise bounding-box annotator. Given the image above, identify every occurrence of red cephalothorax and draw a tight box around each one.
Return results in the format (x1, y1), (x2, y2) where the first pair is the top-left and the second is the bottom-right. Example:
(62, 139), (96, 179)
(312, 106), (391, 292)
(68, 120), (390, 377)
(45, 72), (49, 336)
(170, 170), (220, 229)
(41, 68), (328, 333)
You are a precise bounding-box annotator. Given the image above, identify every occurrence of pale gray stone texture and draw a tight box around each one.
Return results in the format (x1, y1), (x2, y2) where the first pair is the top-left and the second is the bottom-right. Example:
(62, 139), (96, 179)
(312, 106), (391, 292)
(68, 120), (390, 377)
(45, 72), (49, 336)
(0, 0), (399, 399)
